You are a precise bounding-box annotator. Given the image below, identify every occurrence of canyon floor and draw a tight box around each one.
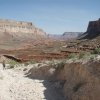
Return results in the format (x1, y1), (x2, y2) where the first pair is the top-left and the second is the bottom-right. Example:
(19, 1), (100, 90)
(0, 64), (65, 100)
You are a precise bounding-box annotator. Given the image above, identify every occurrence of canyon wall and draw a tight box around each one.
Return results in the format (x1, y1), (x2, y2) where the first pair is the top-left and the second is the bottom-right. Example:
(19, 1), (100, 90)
(87, 18), (100, 33)
(0, 19), (46, 36)
(79, 18), (100, 39)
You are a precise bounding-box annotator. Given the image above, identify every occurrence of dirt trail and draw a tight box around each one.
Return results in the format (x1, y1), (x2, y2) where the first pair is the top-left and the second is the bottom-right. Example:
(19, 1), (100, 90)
(0, 64), (64, 100)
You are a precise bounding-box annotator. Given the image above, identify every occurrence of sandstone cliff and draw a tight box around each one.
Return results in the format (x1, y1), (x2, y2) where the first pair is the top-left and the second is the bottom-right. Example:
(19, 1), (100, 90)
(0, 19), (47, 49)
(0, 19), (46, 36)
(79, 18), (100, 39)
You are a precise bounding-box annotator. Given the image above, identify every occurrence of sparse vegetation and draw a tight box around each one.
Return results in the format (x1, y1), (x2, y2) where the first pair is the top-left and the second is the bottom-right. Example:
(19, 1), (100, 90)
(78, 52), (85, 59)
(89, 54), (97, 60)
(24, 60), (37, 66)
(29, 60), (37, 64)
(67, 52), (97, 61)
(68, 53), (78, 59)
(56, 62), (65, 70)
(92, 48), (100, 54)
(8, 60), (19, 68)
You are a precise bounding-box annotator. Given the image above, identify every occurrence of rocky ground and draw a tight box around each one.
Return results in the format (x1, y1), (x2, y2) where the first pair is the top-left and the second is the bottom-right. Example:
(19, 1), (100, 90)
(0, 56), (100, 100)
(0, 64), (65, 100)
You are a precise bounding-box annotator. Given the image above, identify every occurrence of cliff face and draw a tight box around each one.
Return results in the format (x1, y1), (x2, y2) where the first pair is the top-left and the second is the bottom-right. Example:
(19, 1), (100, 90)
(0, 19), (47, 49)
(87, 19), (100, 33)
(0, 19), (46, 36)
(79, 18), (100, 39)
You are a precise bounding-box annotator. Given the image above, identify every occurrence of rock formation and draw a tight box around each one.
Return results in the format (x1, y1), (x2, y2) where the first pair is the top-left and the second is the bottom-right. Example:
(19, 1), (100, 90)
(62, 32), (83, 39)
(0, 19), (46, 36)
(79, 18), (100, 39)
(48, 32), (83, 40)
(0, 19), (47, 49)
(26, 59), (100, 100)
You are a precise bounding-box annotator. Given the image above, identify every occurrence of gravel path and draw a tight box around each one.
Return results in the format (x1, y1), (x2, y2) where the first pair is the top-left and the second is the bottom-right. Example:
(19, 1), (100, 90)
(0, 64), (64, 100)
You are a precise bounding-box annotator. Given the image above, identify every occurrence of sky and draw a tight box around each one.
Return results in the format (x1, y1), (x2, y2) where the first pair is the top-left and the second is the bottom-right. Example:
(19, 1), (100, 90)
(0, 0), (100, 34)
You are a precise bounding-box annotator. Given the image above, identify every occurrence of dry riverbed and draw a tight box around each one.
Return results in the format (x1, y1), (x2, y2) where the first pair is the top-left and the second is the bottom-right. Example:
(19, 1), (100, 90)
(0, 64), (65, 100)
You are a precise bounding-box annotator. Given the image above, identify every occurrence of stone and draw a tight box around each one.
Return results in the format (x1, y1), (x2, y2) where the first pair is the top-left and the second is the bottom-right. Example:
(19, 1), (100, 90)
(0, 19), (46, 36)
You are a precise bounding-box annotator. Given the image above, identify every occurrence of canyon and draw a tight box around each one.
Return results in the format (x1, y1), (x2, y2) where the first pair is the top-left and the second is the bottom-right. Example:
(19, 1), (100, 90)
(0, 18), (100, 100)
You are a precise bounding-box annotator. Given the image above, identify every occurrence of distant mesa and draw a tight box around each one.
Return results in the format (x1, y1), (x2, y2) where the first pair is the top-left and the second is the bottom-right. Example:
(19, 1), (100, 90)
(0, 19), (46, 36)
(79, 18), (100, 39)
(48, 32), (83, 40)
(62, 32), (83, 39)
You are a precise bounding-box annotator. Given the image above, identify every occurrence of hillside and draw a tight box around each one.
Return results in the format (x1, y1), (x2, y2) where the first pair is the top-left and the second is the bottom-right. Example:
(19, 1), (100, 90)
(0, 19), (47, 49)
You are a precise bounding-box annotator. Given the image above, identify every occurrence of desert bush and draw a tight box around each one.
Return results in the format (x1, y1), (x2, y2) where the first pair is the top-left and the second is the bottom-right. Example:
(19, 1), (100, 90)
(68, 53), (78, 59)
(8, 60), (19, 68)
(89, 54), (97, 60)
(56, 62), (65, 70)
(24, 60), (37, 66)
(92, 48), (100, 54)
(78, 52), (85, 59)
(47, 60), (66, 70)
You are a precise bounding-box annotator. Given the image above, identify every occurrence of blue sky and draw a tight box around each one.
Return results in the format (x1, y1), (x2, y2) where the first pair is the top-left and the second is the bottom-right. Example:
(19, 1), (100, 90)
(0, 0), (100, 34)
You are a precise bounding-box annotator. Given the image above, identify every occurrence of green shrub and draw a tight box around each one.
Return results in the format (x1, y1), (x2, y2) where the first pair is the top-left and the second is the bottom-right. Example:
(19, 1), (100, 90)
(68, 53), (77, 59)
(78, 52), (85, 59)
(57, 62), (65, 70)
(8, 60), (19, 68)
(92, 48), (100, 54)
(89, 54), (97, 60)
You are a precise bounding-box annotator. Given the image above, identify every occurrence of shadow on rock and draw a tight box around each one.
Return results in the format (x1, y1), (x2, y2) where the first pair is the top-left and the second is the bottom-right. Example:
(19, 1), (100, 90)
(25, 65), (66, 100)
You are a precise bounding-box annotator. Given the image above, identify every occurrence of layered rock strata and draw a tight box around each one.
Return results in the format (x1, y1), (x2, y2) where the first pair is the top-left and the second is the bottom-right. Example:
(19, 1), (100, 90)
(0, 19), (46, 36)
